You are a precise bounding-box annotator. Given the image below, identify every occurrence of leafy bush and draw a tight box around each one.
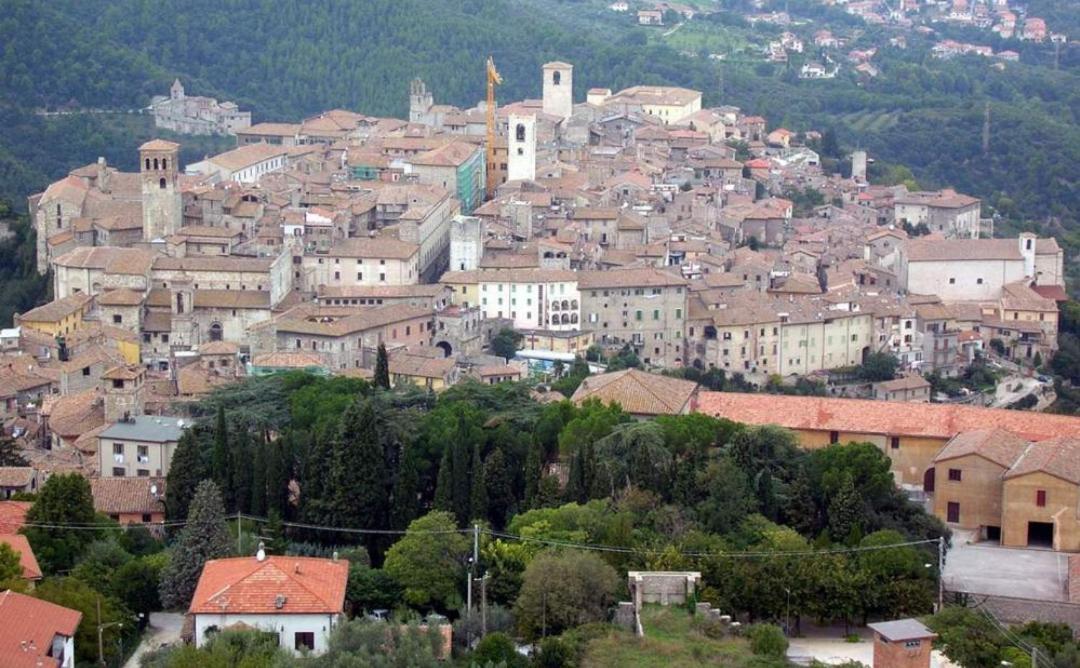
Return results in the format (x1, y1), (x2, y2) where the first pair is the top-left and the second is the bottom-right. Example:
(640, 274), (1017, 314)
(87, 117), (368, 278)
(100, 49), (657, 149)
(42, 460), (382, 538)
(747, 623), (788, 658)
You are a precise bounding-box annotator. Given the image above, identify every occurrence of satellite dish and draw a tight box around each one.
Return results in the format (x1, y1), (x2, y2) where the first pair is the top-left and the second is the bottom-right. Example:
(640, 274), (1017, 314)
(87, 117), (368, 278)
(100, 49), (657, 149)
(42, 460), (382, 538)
(150, 483), (158, 495)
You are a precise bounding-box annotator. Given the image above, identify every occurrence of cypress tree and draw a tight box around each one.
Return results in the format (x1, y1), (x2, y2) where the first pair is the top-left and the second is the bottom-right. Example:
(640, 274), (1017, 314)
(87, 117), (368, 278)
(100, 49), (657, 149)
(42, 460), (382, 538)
(828, 474), (863, 543)
(391, 443), (420, 529)
(484, 448), (514, 528)
(250, 436), (268, 518)
(264, 509), (288, 556)
(265, 437), (290, 520)
(300, 430), (334, 527)
(565, 447), (585, 503)
(374, 343), (390, 389)
(469, 442), (487, 523)
(451, 428), (471, 526)
(159, 480), (231, 610)
(330, 398), (389, 539)
(231, 428), (253, 514)
(210, 406), (231, 508)
(165, 430), (207, 521)
(433, 447), (453, 513)
(523, 440), (543, 509)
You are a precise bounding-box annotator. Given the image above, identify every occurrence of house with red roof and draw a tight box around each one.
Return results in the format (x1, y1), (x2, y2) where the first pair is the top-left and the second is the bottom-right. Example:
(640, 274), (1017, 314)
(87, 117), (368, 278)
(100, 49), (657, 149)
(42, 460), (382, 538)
(0, 535), (42, 582)
(189, 554), (349, 655)
(0, 590), (81, 667)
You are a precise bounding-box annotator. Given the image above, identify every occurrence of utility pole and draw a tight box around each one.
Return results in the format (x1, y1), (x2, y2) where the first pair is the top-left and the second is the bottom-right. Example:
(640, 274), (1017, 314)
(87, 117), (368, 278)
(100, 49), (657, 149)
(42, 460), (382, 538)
(481, 573), (490, 637)
(237, 509), (242, 554)
(937, 536), (945, 612)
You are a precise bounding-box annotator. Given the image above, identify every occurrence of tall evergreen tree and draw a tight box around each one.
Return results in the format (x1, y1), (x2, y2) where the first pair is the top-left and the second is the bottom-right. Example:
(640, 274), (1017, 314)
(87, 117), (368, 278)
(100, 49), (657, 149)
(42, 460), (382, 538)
(210, 406), (232, 508)
(231, 428), (254, 514)
(165, 430), (207, 521)
(250, 435), (268, 518)
(330, 398), (390, 541)
(159, 480), (232, 609)
(484, 448), (514, 528)
(828, 474), (863, 543)
(264, 509), (288, 556)
(300, 429), (334, 527)
(374, 343), (390, 390)
(264, 437), (290, 520)
(565, 447), (586, 504)
(469, 442), (487, 523)
(391, 443), (420, 529)
(433, 447), (453, 514)
(523, 440), (543, 510)
(0, 435), (28, 466)
(451, 423), (472, 526)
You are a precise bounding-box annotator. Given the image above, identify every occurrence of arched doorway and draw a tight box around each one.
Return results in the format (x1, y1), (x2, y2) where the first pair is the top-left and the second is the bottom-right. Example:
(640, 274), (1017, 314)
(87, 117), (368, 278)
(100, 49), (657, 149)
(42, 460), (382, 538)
(209, 323), (223, 342)
(436, 341), (452, 358)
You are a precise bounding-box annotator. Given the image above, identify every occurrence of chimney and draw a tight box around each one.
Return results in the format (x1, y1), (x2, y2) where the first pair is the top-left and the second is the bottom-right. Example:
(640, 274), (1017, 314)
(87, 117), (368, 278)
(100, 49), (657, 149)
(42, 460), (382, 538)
(96, 156), (110, 193)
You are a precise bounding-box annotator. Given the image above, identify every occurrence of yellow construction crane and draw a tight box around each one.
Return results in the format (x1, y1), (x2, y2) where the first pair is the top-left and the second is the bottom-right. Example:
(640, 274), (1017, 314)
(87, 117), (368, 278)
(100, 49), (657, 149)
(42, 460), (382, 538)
(485, 56), (502, 200)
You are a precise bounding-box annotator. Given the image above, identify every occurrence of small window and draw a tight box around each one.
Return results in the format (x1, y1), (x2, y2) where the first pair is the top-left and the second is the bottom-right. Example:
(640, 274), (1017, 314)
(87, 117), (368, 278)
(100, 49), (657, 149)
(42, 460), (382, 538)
(113, 443), (124, 455)
(829, 431), (839, 444)
(112, 314), (122, 324)
(159, 177), (167, 189)
(294, 632), (315, 652)
(552, 71), (561, 86)
(82, 366), (91, 376)
(112, 467), (126, 477)
(976, 278), (984, 285)
(141, 513), (152, 522)
(949, 278), (956, 284)
(1036, 490), (1046, 507)
(890, 436), (900, 450)
(948, 468), (962, 482)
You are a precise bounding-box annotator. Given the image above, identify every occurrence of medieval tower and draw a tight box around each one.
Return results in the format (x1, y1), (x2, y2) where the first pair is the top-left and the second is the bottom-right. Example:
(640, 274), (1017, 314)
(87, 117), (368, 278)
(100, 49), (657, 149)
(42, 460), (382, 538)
(409, 78), (434, 125)
(140, 139), (182, 242)
(542, 61), (573, 121)
(507, 113), (537, 183)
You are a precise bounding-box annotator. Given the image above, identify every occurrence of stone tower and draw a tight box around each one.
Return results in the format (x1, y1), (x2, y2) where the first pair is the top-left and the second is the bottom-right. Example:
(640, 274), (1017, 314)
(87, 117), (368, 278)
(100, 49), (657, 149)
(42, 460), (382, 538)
(102, 366), (146, 423)
(409, 78), (434, 124)
(507, 113), (537, 183)
(450, 215), (484, 272)
(542, 61), (573, 121)
(851, 150), (867, 183)
(170, 78), (185, 100)
(140, 139), (182, 242)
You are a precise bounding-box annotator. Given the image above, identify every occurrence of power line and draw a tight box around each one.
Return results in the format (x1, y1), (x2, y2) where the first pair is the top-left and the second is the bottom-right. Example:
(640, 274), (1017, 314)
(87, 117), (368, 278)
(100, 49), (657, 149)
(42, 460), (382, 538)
(239, 514), (469, 536)
(482, 528), (940, 559)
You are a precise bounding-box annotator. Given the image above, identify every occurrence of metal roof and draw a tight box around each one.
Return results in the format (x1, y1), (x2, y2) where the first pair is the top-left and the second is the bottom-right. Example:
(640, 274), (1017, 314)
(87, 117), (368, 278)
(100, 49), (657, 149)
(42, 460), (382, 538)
(99, 415), (187, 442)
(868, 619), (936, 642)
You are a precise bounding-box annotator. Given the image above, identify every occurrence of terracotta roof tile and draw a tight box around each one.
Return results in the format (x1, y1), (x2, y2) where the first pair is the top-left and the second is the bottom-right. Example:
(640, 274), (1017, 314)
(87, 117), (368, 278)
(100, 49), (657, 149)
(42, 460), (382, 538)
(697, 392), (1080, 442)
(572, 369), (697, 415)
(0, 535), (42, 580)
(1006, 437), (1080, 485)
(0, 591), (81, 667)
(91, 477), (166, 515)
(189, 556), (348, 615)
(933, 428), (1029, 469)
(0, 501), (31, 534)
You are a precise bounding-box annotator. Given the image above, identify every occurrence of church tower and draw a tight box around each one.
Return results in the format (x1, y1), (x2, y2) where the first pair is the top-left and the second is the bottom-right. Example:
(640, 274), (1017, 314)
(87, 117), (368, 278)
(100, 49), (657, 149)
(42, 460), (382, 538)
(140, 139), (182, 242)
(507, 113), (537, 183)
(170, 78), (185, 100)
(542, 62), (573, 121)
(409, 78), (434, 124)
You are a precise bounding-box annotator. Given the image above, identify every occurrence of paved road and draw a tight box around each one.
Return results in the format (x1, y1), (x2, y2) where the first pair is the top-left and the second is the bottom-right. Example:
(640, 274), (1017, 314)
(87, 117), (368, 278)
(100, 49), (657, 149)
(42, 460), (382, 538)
(944, 530), (1068, 602)
(991, 375), (1042, 408)
(786, 625), (957, 666)
(124, 613), (183, 668)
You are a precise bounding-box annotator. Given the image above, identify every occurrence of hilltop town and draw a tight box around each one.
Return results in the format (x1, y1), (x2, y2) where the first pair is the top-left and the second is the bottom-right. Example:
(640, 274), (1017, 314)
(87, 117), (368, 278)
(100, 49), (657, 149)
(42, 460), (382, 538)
(1, 24), (1079, 665)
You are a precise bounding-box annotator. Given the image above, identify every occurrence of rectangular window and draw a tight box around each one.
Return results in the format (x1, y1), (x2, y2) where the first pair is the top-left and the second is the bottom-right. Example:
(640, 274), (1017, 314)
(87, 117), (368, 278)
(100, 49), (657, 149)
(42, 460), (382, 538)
(1036, 490), (1047, 507)
(829, 431), (839, 444)
(948, 468), (962, 482)
(635, 310), (642, 321)
(113, 443), (124, 455)
(112, 314), (122, 324)
(947, 502), (960, 523)
(890, 437), (900, 450)
(112, 467), (125, 477)
(294, 632), (315, 651)
(652, 309), (660, 320)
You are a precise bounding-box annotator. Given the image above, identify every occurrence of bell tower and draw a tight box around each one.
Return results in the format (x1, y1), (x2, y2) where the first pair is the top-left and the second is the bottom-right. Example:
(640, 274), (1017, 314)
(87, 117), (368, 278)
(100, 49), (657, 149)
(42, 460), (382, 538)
(507, 114), (537, 182)
(140, 139), (182, 242)
(542, 61), (573, 121)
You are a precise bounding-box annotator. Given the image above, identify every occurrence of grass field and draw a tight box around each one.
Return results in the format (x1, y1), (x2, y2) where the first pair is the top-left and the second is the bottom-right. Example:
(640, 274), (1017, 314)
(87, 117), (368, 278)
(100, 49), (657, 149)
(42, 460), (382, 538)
(656, 21), (752, 57)
(580, 605), (787, 668)
(839, 110), (902, 133)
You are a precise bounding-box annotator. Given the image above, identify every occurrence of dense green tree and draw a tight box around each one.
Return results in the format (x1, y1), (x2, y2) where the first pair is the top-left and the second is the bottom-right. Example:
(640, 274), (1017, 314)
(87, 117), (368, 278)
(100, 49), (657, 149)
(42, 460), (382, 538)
(249, 436), (268, 518)
(491, 328), (523, 360)
(523, 440), (544, 509)
(22, 472), (100, 573)
(828, 474), (864, 543)
(34, 577), (132, 666)
(0, 542), (24, 590)
(514, 550), (620, 640)
(0, 435), (28, 466)
(263, 509), (288, 556)
(859, 352), (899, 382)
(329, 398), (390, 541)
(264, 437), (291, 520)
(926, 607), (1006, 668)
(484, 447), (515, 528)
(469, 442), (487, 523)
(345, 564), (404, 616)
(383, 511), (469, 611)
(71, 538), (132, 592)
(165, 430), (208, 521)
(210, 406), (231, 508)
(230, 428), (254, 513)
(693, 457), (759, 534)
(159, 480), (231, 610)
(374, 343), (391, 389)
(140, 629), (291, 667)
(391, 442), (421, 529)
(312, 620), (444, 667)
(112, 552), (167, 623)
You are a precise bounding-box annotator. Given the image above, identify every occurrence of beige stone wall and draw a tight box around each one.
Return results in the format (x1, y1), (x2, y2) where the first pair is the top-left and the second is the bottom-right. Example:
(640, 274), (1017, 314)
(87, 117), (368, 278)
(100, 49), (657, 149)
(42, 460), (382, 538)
(932, 454), (1007, 531)
(1002, 472), (1080, 551)
(580, 284), (687, 367)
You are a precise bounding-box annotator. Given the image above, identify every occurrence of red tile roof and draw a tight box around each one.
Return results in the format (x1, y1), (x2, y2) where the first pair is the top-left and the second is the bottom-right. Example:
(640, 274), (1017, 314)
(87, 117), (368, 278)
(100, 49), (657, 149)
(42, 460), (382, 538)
(189, 556), (348, 615)
(0, 535), (42, 580)
(572, 369), (698, 415)
(695, 392), (1080, 441)
(0, 502), (31, 535)
(1005, 437), (1080, 485)
(0, 590), (81, 668)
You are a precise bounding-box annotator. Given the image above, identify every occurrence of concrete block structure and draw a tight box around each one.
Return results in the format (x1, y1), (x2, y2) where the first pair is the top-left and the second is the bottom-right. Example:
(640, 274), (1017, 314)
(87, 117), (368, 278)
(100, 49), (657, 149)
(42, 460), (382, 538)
(868, 619), (936, 668)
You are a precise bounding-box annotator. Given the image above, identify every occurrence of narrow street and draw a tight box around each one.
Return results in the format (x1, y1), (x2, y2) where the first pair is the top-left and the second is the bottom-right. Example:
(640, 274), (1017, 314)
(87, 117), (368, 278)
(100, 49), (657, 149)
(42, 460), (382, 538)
(124, 613), (184, 668)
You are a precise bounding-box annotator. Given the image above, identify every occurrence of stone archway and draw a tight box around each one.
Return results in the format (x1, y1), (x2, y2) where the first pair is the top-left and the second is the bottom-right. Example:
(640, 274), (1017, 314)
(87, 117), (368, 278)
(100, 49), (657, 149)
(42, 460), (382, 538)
(435, 341), (453, 358)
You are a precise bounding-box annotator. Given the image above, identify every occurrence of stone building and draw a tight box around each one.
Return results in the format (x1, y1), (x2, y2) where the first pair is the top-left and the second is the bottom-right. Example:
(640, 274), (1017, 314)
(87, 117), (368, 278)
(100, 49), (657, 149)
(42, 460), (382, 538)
(140, 139), (183, 242)
(152, 79), (251, 136)
(578, 267), (689, 368)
